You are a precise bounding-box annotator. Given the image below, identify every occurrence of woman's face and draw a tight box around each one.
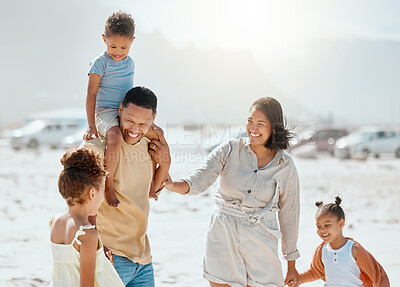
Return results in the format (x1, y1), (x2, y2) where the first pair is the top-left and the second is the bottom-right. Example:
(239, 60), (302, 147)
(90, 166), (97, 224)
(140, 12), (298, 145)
(246, 107), (273, 147)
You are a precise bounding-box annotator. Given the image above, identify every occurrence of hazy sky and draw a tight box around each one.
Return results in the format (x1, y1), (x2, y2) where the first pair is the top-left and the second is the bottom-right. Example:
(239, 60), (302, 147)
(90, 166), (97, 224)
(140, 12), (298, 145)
(1, 0), (400, 127)
(102, 0), (400, 61)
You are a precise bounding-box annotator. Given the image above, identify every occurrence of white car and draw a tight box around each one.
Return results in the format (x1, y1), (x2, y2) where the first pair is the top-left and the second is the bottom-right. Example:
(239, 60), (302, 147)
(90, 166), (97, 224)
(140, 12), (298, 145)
(10, 120), (82, 150)
(334, 128), (400, 159)
(60, 128), (87, 149)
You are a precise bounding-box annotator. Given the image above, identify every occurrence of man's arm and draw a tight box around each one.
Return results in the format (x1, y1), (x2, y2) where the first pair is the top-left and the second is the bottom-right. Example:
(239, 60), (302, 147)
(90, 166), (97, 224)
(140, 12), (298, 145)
(148, 127), (171, 194)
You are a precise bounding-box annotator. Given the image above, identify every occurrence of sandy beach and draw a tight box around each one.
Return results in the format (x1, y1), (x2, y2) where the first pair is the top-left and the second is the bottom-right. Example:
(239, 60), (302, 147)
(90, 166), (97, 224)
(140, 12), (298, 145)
(0, 136), (399, 286)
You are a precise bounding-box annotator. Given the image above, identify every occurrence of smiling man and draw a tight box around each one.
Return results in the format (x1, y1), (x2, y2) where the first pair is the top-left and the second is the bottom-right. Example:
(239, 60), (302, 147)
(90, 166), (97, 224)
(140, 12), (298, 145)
(82, 86), (171, 287)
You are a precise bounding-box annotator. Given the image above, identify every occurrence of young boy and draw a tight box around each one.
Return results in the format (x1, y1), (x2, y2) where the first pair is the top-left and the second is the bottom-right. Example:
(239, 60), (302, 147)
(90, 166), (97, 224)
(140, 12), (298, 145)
(83, 11), (138, 207)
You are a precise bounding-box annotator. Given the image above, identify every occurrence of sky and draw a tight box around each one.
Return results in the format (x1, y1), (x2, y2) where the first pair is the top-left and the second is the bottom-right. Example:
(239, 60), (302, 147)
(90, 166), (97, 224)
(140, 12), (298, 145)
(1, 0), (400, 128)
(103, 0), (400, 60)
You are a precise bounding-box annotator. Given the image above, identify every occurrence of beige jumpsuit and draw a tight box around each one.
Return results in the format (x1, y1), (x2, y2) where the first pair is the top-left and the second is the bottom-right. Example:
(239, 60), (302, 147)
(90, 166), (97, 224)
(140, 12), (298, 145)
(183, 137), (300, 287)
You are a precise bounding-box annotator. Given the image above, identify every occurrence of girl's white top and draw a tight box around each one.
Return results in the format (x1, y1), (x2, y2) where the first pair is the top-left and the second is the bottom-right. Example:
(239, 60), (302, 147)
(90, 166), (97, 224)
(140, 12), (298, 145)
(322, 239), (363, 287)
(49, 225), (124, 287)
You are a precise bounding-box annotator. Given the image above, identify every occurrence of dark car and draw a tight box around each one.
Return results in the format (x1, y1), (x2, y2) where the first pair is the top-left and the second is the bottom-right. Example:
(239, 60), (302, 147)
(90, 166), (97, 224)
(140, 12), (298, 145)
(290, 128), (348, 155)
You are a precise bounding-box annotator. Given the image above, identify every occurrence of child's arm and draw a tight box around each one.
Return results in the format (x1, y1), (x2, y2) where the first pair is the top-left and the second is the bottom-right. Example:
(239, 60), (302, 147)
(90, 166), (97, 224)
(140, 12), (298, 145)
(353, 242), (390, 287)
(299, 243), (326, 284)
(79, 228), (99, 287)
(83, 73), (101, 140)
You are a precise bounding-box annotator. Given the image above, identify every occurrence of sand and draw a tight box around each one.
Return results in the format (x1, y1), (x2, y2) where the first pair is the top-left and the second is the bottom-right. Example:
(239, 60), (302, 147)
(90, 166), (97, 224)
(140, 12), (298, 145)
(0, 136), (399, 286)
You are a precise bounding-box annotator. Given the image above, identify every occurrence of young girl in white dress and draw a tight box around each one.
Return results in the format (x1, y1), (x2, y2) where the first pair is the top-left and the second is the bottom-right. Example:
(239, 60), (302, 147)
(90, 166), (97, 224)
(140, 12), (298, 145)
(49, 147), (124, 287)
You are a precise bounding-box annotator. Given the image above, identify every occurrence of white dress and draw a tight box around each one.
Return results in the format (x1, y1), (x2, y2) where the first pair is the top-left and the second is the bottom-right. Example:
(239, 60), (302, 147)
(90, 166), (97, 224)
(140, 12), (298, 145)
(49, 225), (124, 287)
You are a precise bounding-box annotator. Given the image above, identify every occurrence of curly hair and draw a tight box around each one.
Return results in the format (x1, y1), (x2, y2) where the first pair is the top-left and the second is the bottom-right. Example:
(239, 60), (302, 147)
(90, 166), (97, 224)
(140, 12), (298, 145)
(58, 147), (106, 206)
(315, 196), (345, 221)
(250, 97), (293, 151)
(104, 11), (135, 39)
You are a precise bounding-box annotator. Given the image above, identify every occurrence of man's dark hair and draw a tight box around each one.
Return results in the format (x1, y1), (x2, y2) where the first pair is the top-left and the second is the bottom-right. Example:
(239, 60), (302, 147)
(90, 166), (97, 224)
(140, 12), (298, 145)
(105, 11), (135, 39)
(122, 87), (157, 114)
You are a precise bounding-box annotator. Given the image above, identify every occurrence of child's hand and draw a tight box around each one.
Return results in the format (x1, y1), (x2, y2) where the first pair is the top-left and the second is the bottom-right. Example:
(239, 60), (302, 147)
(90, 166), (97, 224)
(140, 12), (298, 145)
(146, 123), (164, 141)
(104, 246), (114, 265)
(83, 125), (98, 141)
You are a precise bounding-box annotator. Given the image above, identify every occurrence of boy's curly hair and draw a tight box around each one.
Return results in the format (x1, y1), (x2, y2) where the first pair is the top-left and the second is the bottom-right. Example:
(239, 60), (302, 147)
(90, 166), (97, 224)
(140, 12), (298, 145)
(58, 147), (106, 206)
(105, 11), (135, 39)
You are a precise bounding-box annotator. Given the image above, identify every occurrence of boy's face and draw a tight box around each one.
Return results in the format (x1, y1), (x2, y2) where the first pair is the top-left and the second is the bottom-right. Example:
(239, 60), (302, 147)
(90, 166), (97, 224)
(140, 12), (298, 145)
(102, 34), (135, 61)
(118, 103), (156, 145)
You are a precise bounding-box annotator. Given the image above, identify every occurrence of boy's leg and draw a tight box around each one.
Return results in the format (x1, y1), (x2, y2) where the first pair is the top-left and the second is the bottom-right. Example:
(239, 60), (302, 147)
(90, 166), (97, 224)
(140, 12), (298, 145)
(127, 262), (155, 287)
(105, 126), (123, 207)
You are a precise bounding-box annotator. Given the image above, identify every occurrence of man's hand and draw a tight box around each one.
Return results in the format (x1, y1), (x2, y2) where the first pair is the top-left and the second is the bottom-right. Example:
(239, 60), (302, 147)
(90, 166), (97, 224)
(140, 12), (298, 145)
(148, 127), (171, 167)
(83, 125), (98, 141)
(103, 246), (114, 265)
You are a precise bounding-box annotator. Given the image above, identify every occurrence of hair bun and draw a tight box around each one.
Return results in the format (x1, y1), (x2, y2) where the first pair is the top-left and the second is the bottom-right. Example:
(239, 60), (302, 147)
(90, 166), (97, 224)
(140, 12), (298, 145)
(315, 201), (323, 207)
(335, 196), (342, 206)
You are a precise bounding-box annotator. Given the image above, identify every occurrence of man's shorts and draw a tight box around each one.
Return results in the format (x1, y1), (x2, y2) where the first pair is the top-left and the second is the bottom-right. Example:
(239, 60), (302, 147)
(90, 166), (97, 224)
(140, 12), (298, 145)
(95, 108), (119, 137)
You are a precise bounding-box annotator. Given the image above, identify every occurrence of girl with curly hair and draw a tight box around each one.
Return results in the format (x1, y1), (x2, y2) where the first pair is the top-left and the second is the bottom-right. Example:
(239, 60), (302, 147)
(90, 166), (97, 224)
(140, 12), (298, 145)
(49, 147), (124, 286)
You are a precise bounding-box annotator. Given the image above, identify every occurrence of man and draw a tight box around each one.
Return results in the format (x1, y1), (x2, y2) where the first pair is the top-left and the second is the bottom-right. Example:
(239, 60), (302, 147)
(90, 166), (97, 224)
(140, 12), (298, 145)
(83, 86), (171, 286)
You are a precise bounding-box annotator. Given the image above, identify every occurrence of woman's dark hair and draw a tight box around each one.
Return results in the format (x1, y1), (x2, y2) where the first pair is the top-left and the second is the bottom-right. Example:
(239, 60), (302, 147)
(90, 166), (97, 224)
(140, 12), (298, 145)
(122, 86), (157, 114)
(250, 97), (293, 151)
(58, 148), (106, 206)
(105, 11), (135, 39)
(315, 196), (345, 221)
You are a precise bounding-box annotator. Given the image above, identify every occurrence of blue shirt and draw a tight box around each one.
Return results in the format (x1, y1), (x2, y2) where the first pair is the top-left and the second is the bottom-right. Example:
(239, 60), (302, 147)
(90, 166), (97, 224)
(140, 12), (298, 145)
(88, 51), (135, 110)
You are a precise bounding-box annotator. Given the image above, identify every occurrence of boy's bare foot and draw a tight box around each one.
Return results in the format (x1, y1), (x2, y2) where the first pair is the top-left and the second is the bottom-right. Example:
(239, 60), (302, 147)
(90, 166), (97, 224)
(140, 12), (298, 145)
(105, 185), (120, 208)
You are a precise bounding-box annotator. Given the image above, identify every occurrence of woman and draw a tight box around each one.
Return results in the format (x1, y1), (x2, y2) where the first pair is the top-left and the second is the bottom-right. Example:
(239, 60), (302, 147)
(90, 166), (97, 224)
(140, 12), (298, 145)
(165, 97), (300, 287)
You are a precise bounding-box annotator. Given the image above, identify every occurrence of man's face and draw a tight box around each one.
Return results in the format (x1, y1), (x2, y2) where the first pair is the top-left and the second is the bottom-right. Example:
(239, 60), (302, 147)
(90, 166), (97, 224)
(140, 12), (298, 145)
(118, 103), (156, 145)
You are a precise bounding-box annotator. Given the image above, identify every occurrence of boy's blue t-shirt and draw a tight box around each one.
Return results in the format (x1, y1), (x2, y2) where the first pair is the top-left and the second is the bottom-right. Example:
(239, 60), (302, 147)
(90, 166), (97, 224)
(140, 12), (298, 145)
(88, 51), (135, 110)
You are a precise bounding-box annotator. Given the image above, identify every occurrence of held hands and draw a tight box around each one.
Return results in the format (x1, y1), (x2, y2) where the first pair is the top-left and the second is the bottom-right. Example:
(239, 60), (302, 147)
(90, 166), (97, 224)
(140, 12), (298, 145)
(285, 264), (300, 287)
(83, 125), (99, 141)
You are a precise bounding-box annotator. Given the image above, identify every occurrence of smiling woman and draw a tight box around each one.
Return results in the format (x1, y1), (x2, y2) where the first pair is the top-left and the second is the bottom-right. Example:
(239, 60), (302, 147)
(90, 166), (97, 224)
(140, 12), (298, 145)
(164, 97), (301, 287)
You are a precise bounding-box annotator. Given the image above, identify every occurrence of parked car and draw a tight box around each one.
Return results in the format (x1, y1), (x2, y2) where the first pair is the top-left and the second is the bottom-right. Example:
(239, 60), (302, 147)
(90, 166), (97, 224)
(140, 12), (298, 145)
(60, 127), (87, 149)
(290, 128), (348, 154)
(334, 128), (400, 159)
(10, 120), (82, 150)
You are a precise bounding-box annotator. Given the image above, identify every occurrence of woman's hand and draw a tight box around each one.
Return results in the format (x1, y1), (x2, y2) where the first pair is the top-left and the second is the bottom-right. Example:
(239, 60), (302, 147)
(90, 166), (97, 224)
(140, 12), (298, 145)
(163, 177), (190, 195)
(285, 261), (300, 286)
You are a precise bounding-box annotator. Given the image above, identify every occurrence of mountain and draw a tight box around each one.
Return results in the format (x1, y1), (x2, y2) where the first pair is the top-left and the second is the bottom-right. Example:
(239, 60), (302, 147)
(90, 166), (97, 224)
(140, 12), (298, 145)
(0, 0), (310, 128)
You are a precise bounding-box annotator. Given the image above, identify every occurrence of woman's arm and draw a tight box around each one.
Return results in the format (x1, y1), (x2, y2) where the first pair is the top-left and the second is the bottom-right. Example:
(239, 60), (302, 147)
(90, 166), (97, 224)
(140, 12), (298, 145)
(278, 165), (301, 261)
(285, 260), (300, 286)
(177, 141), (232, 195)
(84, 73), (101, 140)
(163, 179), (190, 194)
(79, 228), (99, 287)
